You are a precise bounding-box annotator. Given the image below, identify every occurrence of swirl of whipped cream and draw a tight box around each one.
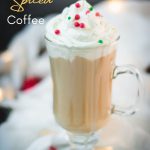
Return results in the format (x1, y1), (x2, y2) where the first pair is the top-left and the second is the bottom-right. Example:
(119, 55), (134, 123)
(46, 0), (119, 48)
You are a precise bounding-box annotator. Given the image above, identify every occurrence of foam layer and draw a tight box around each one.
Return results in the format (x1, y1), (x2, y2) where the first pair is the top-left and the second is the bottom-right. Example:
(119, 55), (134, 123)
(46, 40), (117, 60)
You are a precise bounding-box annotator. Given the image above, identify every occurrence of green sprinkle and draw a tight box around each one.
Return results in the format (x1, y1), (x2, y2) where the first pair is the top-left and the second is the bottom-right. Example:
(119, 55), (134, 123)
(89, 6), (93, 11)
(98, 40), (103, 44)
(68, 16), (71, 20)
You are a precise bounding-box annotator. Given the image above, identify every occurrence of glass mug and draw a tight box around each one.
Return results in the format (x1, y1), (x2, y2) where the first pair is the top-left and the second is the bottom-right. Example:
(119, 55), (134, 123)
(45, 36), (142, 150)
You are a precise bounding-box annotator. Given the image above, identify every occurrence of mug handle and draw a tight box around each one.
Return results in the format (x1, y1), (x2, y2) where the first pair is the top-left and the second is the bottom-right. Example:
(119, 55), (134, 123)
(111, 65), (143, 115)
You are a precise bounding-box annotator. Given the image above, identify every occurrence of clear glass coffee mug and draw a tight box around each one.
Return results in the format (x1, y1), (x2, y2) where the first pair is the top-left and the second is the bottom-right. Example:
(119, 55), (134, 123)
(45, 36), (143, 150)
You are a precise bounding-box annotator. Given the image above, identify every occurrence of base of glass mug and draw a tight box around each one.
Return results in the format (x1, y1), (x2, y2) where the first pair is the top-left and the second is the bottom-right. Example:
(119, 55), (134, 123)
(68, 132), (108, 150)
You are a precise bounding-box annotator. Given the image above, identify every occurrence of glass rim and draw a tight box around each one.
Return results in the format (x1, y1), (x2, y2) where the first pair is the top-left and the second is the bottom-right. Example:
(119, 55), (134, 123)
(45, 35), (120, 50)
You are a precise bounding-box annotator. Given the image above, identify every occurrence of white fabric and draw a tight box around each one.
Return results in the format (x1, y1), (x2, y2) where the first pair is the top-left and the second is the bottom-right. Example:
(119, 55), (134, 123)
(0, 1), (150, 150)
(7, 15), (55, 90)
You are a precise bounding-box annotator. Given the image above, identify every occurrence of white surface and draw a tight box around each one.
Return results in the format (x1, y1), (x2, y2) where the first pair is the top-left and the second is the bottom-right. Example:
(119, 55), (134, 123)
(27, 134), (69, 150)
(27, 135), (53, 150)
(0, 1), (150, 150)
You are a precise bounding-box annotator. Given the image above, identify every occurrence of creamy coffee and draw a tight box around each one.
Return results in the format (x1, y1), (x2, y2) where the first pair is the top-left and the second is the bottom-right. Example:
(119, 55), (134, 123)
(46, 0), (119, 134)
(50, 50), (116, 133)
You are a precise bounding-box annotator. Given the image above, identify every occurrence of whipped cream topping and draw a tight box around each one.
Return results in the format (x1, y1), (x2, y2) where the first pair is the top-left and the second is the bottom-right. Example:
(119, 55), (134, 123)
(46, 0), (119, 48)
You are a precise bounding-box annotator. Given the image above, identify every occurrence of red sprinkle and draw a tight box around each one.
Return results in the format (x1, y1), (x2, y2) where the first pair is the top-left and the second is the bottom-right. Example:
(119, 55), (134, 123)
(75, 3), (81, 8)
(95, 12), (101, 17)
(54, 29), (60, 35)
(75, 14), (80, 20)
(74, 22), (80, 27)
(49, 146), (57, 150)
(80, 23), (85, 28)
(86, 10), (90, 15)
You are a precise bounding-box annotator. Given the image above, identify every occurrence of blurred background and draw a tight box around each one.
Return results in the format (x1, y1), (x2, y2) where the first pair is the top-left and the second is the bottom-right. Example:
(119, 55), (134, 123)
(0, 0), (150, 150)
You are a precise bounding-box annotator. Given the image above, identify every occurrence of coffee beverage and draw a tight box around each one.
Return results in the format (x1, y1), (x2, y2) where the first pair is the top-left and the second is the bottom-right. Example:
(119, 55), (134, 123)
(46, 0), (118, 134)
(49, 49), (116, 133)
